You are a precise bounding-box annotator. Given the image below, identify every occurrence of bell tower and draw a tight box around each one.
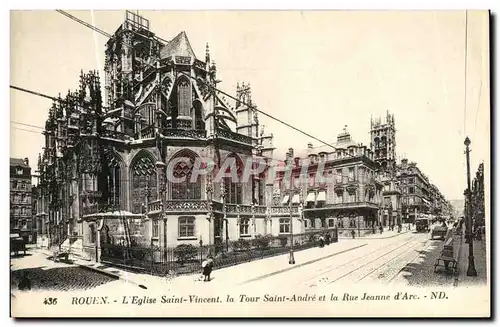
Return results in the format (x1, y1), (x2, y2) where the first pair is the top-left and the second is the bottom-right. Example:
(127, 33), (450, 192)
(370, 111), (396, 174)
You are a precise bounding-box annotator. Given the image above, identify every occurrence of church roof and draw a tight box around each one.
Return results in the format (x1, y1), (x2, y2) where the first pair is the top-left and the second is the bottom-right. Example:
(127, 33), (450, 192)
(160, 31), (197, 59)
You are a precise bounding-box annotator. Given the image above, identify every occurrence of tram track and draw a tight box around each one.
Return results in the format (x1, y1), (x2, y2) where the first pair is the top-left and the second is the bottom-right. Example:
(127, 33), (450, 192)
(383, 238), (436, 285)
(357, 237), (435, 284)
(301, 234), (422, 287)
(323, 235), (427, 285)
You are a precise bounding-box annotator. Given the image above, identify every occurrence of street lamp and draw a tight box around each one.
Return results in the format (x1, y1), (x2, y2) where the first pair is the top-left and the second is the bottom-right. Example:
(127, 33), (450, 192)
(464, 137), (477, 276)
(289, 192), (298, 265)
(205, 174), (213, 253)
(220, 180), (228, 253)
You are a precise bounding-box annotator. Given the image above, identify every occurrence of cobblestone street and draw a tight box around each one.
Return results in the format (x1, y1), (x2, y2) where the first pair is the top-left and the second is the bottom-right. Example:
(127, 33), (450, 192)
(10, 251), (122, 293)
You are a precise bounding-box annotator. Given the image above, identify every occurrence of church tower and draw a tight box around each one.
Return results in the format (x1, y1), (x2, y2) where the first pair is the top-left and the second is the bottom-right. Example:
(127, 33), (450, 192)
(370, 111), (396, 174)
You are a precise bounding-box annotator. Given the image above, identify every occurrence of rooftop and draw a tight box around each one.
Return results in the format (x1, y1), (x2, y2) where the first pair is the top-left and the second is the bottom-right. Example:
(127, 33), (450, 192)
(160, 31), (197, 59)
(10, 158), (30, 168)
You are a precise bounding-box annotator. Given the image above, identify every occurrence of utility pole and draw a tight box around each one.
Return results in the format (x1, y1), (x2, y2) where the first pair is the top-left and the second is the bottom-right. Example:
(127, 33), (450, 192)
(464, 136), (477, 276)
(288, 193), (295, 265)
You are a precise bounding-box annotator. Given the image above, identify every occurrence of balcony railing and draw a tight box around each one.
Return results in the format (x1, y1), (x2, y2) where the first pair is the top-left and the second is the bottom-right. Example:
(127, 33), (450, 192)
(216, 129), (253, 145)
(147, 200), (209, 213)
(145, 201), (299, 216)
(101, 129), (127, 141)
(304, 201), (379, 210)
(163, 129), (207, 139)
(225, 204), (268, 215)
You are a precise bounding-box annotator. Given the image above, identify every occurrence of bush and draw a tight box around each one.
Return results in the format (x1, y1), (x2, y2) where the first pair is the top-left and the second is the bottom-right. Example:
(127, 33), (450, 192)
(252, 234), (272, 250)
(232, 238), (252, 251)
(173, 244), (197, 265)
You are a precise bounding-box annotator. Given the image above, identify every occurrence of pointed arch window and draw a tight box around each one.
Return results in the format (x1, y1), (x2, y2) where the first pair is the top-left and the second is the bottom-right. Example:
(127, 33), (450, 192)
(170, 152), (201, 200)
(105, 154), (121, 208)
(223, 154), (244, 204)
(178, 77), (191, 117)
(131, 154), (157, 214)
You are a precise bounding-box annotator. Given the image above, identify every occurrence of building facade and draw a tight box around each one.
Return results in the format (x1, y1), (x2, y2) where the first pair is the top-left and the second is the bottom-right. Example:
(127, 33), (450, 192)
(32, 11), (454, 261)
(471, 163), (485, 230)
(279, 127), (384, 236)
(10, 158), (35, 243)
(34, 12), (298, 260)
(396, 158), (452, 223)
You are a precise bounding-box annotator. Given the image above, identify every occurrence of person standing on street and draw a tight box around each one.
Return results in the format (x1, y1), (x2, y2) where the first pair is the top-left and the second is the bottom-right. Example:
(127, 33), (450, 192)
(202, 256), (214, 282)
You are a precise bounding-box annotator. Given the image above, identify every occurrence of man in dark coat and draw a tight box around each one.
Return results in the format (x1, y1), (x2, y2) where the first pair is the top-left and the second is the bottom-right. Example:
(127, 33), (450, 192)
(202, 256), (214, 282)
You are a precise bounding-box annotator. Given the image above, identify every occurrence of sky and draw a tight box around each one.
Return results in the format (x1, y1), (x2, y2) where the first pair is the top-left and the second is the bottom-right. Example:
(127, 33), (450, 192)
(10, 10), (490, 200)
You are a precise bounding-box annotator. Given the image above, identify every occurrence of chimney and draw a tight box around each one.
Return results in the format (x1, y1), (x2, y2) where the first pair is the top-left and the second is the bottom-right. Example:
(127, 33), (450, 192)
(24, 157), (29, 166)
(288, 147), (294, 158)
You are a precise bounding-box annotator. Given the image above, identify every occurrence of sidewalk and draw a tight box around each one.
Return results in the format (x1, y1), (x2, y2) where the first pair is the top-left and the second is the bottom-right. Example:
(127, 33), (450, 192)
(338, 227), (411, 240)
(457, 234), (488, 287)
(34, 240), (366, 290)
(32, 231), (411, 291)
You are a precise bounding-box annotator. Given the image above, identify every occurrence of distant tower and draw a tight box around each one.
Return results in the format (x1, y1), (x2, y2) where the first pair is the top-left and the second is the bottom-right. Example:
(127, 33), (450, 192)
(370, 111), (396, 173)
(235, 82), (259, 145)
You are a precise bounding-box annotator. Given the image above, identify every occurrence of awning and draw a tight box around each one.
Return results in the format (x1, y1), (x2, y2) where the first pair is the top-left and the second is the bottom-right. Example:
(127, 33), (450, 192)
(306, 192), (316, 203)
(317, 191), (326, 202)
(281, 195), (290, 205)
(291, 194), (300, 204)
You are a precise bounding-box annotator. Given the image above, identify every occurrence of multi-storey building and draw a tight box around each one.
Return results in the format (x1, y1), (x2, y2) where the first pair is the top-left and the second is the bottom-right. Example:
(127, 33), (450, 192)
(397, 158), (452, 223)
(279, 127), (384, 235)
(471, 163), (485, 229)
(10, 158), (34, 243)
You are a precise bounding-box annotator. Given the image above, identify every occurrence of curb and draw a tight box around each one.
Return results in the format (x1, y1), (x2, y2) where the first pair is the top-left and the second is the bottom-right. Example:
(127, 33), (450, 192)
(32, 248), (137, 286)
(77, 264), (122, 281)
(338, 230), (411, 240)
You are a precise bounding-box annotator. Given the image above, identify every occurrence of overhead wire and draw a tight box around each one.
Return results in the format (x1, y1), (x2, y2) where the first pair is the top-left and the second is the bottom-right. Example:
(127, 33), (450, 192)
(55, 9), (364, 161)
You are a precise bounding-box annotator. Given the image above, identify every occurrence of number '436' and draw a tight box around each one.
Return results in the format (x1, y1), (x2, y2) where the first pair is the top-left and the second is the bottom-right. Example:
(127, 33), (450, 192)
(44, 297), (57, 305)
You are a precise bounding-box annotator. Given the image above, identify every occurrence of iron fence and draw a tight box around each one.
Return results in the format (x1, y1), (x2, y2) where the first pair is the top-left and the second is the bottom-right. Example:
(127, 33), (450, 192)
(99, 228), (339, 276)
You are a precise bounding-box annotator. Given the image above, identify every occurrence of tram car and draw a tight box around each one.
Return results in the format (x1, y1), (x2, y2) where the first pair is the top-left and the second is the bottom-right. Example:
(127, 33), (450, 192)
(415, 217), (430, 233)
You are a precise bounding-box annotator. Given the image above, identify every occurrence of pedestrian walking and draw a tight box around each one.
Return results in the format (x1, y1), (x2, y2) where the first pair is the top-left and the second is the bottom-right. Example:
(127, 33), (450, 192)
(325, 233), (331, 245)
(319, 235), (325, 248)
(379, 225), (383, 234)
(351, 230), (356, 239)
(201, 256), (214, 282)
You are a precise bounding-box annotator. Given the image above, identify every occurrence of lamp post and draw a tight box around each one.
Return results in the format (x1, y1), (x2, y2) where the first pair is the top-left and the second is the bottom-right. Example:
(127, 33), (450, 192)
(464, 137), (477, 276)
(288, 192), (295, 265)
(221, 180), (228, 253)
(206, 174), (213, 253)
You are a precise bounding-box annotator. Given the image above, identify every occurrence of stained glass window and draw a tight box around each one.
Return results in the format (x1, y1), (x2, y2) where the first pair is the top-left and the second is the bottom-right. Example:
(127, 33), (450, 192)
(178, 77), (191, 117)
(223, 154), (244, 204)
(170, 152), (201, 200)
(106, 154), (121, 208)
(131, 154), (157, 214)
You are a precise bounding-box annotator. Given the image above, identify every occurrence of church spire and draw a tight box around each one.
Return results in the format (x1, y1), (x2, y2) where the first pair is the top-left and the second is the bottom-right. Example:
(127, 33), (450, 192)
(205, 43), (210, 69)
